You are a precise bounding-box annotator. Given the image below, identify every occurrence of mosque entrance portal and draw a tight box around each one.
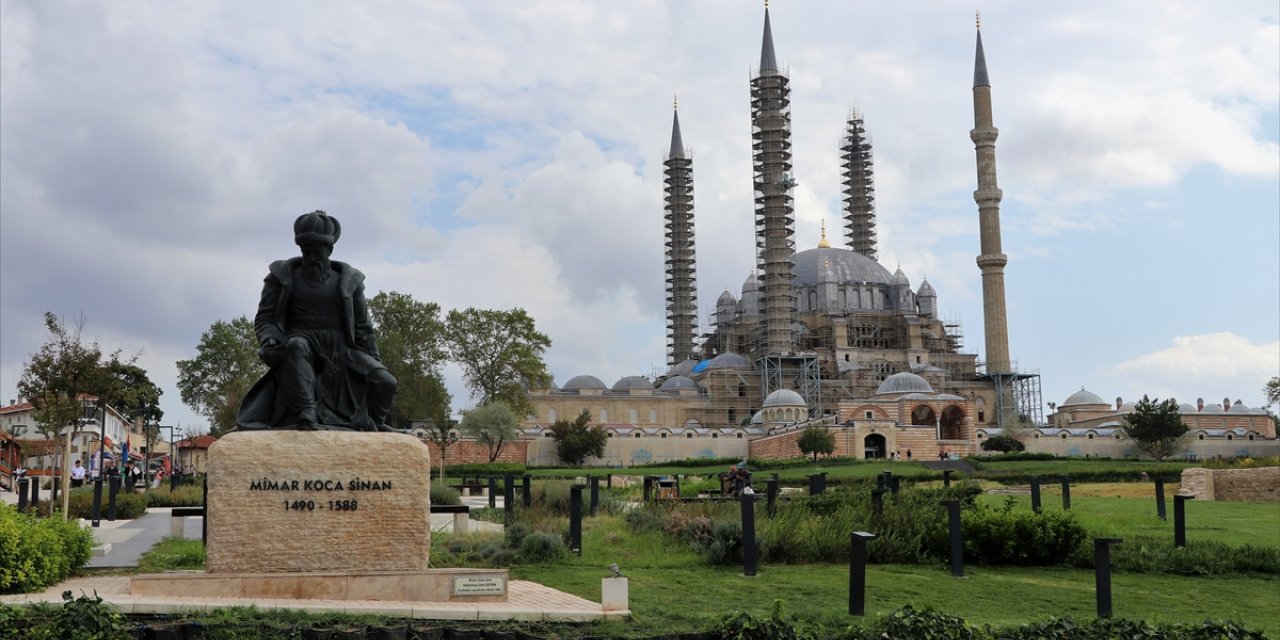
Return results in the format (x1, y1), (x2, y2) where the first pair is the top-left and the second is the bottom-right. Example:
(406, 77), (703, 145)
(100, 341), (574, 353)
(863, 433), (886, 459)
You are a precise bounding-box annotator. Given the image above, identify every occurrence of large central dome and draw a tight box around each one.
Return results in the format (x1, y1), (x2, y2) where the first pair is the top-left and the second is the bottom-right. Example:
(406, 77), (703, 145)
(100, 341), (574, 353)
(792, 247), (893, 287)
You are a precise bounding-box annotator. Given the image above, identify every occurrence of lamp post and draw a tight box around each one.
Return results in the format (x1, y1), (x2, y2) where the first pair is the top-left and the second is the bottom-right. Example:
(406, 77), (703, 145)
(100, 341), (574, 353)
(154, 425), (180, 492)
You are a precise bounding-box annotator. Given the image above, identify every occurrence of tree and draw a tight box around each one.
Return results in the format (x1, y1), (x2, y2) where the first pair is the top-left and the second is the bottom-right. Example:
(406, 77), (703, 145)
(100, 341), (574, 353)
(459, 401), (518, 463)
(980, 435), (1025, 453)
(549, 410), (608, 466)
(368, 291), (451, 428)
(445, 308), (552, 419)
(1264, 377), (1280, 430)
(175, 317), (265, 437)
(797, 425), (835, 461)
(422, 420), (460, 483)
(17, 313), (108, 518)
(1122, 395), (1189, 460)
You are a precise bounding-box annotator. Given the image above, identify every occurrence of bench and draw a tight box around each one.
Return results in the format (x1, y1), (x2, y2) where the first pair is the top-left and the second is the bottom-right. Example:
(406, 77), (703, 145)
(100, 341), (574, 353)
(429, 504), (471, 534)
(170, 507), (205, 538)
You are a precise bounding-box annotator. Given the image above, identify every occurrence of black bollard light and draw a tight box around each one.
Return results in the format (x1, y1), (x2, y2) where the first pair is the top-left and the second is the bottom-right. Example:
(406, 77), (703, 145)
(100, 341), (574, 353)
(1174, 494), (1194, 548)
(606, 473), (612, 489)
(107, 475), (119, 521)
(522, 475), (532, 508)
(848, 531), (876, 616)
(17, 477), (28, 511)
(30, 476), (40, 511)
(740, 492), (758, 576)
(503, 474), (515, 525)
(766, 478), (778, 518)
(807, 474), (819, 496)
(643, 476), (653, 502)
(943, 469), (952, 487)
(1030, 477), (1041, 513)
(589, 476), (600, 515)
(569, 485), (583, 555)
(488, 477), (497, 509)
(1060, 474), (1071, 511)
(871, 488), (887, 518)
(91, 477), (104, 527)
(1094, 538), (1123, 618)
(1155, 478), (1167, 521)
(890, 476), (900, 495)
(946, 500), (964, 578)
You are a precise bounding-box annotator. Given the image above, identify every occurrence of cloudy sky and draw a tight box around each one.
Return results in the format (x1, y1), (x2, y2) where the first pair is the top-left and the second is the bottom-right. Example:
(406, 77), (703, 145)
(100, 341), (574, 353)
(2, 1), (1277, 433)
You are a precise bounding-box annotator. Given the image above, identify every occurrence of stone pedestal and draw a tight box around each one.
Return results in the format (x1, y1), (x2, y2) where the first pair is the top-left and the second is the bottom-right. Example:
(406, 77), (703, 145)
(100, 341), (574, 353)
(205, 430), (432, 574)
(601, 577), (629, 613)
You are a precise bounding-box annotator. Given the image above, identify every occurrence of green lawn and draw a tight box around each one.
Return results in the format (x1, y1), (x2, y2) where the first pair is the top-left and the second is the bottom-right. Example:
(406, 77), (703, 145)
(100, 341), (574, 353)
(506, 509), (1280, 637)
(978, 490), (1280, 549)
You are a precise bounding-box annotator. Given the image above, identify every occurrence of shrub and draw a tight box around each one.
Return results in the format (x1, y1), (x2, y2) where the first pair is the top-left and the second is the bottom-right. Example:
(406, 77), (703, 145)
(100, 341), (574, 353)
(144, 483), (205, 508)
(0, 503), (95, 594)
(962, 504), (1087, 566)
(39, 488), (148, 520)
(716, 601), (817, 640)
(430, 484), (461, 506)
(442, 462), (525, 477)
(979, 435), (1025, 452)
(870, 605), (976, 640)
(1069, 535), (1280, 576)
(517, 532), (565, 563)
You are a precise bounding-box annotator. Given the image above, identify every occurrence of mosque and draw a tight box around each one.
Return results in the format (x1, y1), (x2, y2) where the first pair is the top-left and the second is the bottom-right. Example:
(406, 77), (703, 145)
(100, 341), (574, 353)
(517, 8), (1047, 466)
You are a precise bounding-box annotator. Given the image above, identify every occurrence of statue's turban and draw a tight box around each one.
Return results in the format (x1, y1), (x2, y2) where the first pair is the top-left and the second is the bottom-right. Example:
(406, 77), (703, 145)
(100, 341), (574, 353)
(294, 210), (341, 246)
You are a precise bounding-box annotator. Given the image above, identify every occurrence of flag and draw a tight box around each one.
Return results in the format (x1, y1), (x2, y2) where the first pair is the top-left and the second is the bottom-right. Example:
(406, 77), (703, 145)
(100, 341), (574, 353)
(162, 454), (171, 476)
(120, 436), (130, 472)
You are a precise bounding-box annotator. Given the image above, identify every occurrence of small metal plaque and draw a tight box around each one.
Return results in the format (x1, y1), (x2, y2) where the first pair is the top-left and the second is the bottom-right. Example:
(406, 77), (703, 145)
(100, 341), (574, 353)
(453, 575), (506, 596)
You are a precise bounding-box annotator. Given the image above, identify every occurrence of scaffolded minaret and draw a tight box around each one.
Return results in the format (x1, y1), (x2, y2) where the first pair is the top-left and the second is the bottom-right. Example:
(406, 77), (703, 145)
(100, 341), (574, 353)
(971, 15), (1011, 374)
(752, 6), (796, 357)
(664, 101), (699, 366)
(841, 110), (877, 260)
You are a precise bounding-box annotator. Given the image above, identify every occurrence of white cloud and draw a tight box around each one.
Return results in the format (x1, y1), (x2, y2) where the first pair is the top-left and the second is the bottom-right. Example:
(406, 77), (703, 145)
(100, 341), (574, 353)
(1102, 333), (1279, 406)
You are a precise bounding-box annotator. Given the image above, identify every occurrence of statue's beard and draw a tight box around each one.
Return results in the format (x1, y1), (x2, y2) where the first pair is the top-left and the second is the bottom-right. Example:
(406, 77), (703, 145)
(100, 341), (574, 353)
(302, 257), (332, 287)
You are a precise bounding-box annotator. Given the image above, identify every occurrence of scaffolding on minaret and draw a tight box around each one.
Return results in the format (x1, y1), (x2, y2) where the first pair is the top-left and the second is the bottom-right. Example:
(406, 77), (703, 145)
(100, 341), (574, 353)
(664, 103), (699, 366)
(752, 6), (796, 364)
(841, 109), (877, 260)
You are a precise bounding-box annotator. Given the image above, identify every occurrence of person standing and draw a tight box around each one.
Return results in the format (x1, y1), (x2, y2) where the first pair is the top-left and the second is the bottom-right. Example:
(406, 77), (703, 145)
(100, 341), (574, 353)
(70, 460), (85, 488)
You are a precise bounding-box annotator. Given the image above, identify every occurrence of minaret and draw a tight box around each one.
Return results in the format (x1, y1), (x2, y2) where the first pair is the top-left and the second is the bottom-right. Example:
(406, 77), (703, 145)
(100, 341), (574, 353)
(841, 109), (877, 259)
(664, 98), (698, 366)
(971, 14), (1011, 373)
(752, 4), (796, 356)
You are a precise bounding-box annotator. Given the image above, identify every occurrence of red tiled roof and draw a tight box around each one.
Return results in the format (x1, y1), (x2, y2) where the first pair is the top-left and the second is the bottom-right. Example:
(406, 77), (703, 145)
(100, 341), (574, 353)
(177, 435), (218, 449)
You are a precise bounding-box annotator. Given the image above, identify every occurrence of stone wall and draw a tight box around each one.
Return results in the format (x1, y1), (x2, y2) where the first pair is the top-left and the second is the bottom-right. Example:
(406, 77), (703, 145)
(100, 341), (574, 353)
(1178, 467), (1279, 502)
(1023, 437), (1279, 460)
(422, 440), (527, 467)
(525, 437), (748, 467)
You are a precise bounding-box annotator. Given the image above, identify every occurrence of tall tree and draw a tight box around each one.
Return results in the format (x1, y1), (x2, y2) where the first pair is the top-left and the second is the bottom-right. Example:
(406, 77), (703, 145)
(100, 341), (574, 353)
(797, 425), (835, 461)
(17, 313), (106, 518)
(459, 401), (518, 463)
(445, 308), (552, 419)
(549, 409), (607, 466)
(1264, 376), (1280, 430)
(368, 291), (450, 428)
(175, 317), (265, 437)
(1122, 395), (1189, 460)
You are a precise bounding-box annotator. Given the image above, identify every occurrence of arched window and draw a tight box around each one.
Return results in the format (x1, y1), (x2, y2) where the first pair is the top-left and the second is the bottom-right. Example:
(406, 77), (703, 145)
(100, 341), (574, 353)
(808, 290), (817, 310)
(548, 408), (557, 422)
(629, 409), (638, 422)
(649, 409), (657, 423)
(600, 408), (608, 422)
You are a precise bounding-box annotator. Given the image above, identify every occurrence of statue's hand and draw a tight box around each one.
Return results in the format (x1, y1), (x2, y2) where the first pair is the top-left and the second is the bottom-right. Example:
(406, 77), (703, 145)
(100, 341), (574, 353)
(259, 338), (283, 366)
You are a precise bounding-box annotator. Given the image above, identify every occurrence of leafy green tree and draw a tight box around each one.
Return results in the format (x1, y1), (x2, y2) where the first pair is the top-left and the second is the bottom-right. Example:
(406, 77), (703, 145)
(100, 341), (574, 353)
(368, 291), (451, 428)
(1264, 377), (1280, 429)
(549, 410), (608, 466)
(797, 425), (835, 461)
(175, 317), (265, 437)
(445, 307), (552, 419)
(17, 313), (112, 517)
(980, 435), (1025, 453)
(1122, 395), (1189, 460)
(459, 401), (519, 462)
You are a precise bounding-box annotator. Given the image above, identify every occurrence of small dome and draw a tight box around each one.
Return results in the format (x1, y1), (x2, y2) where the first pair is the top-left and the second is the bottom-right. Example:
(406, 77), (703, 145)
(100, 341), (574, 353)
(1062, 388), (1107, 407)
(562, 375), (606, 391)
(1200, 404), (1225, 414)
(612, 375), (652, 391)
(918, 279), (936, 297)
(1178, 403), (1198, 414)
(891, 267), (910, 286)
(763, 389), (806, 407)
(667, 359), (696, 378)
(750, 410), (764, 424)
(742, 274), (759, 292)
(1228, 402), (1254, 414)
(1118, 403), (1137, 413)
(707, 352), (752, 370)
(660, 375), (699, 391)
(717, 289), (737, 305)
(876, 372), (934, 395)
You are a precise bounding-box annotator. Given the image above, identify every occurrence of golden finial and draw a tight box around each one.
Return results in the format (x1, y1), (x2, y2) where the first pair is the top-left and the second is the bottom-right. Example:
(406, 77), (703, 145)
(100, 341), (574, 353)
(976, 11), (981, 30)
(674, 93), (678, 110)
(817, 220), (831, 248)
(765, 0), (769, 8)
